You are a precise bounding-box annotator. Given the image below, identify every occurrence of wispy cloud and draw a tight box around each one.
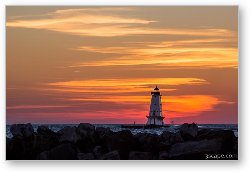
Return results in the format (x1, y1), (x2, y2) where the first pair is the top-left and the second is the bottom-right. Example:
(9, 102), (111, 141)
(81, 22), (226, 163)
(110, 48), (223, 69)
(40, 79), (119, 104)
(6, 8), (236, 37)
(48, 78), (207, 86)
(71, 40), (237, 68)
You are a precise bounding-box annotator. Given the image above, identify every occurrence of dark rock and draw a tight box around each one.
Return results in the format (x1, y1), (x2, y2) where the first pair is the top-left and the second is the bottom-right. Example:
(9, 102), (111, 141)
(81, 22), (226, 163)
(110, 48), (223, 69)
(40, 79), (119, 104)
(234, 139), (238, 152)
(58, 126), (80, 143)
(136, 133), (160, 152)
(93, 146), (105, 159)
(128, 151), (153, 160)
(197, 129), (237, 152)
(74, 124), (97, 153)
(7, 136), (35, 160)
(160, 131), (183, 145)
(37, 143), (77, 160)
(168, 139), (223, 159)
(37, 125), (51, 134)
(101, 150), (120, 160)
(105, 130), (137, 159)
(78, 123), (95, 132)
(77, 123), (95, 139)
(197, 129), (235, 140)
(33, 125), (59, 152)
(77, 153), (95, 160)
(10, 123), (34, 138)
(6, 137), (11, 156)
(95, 127), (113, 143)
(180, 123), (198, 140)
(7, 124), (36, 159)
(157, 142), (172, 151)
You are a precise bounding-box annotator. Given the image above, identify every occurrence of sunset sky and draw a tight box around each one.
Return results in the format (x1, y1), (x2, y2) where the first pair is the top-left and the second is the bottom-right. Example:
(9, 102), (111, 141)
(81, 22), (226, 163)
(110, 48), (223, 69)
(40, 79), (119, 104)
(6, 6), (238, 124)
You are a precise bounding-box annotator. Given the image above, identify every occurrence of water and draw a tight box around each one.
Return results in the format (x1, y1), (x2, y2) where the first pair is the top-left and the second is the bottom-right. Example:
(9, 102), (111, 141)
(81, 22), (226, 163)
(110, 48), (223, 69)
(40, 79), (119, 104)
(6, 124), (238, 138)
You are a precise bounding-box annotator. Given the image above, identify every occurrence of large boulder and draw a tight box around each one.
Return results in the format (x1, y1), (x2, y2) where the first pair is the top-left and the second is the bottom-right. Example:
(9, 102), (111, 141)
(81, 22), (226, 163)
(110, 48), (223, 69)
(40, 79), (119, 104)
(93, 146), (105, 159)
(7, 136), (36, 160)
(136, 133), (160, 152)
(101, 150), (120, 160)
(168, 139), (223, 159)
(128, 151), (153, 160)
(7, 124), (35, 160)
(180, 123), (198, 140)
(75, 123), (97, 153)
(33, 125), (59, 152)
(58, 126), (80, 143)
(197, 129), (237, 152)
(77, 123), (95, 138)
(160, 131), (183, 145)
(105, 130), (137, 159)
(95, 127), (113, 143)
(10, 123), (34, 138)
(37, 143), (77, 160)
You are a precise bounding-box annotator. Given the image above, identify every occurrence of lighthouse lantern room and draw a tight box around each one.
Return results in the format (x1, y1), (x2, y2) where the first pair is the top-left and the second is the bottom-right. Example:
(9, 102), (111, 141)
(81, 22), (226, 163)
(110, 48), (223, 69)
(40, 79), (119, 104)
(146, 85), (165, 126)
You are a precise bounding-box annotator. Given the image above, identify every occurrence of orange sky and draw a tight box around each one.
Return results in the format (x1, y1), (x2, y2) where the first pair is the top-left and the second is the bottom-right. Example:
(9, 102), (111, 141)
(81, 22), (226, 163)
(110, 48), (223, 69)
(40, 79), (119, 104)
(6, 6), (238, 124)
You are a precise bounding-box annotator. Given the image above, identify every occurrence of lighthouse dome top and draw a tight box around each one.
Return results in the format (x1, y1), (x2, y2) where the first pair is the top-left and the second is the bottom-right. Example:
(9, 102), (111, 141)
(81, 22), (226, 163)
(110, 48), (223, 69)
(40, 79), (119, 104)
(154, 85), (159, 90)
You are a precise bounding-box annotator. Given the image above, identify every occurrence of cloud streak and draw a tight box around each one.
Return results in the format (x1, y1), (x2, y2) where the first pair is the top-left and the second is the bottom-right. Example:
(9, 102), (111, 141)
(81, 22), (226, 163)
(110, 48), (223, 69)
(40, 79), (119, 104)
(6, 8), (236, 37)
(71, 43), (237, 68)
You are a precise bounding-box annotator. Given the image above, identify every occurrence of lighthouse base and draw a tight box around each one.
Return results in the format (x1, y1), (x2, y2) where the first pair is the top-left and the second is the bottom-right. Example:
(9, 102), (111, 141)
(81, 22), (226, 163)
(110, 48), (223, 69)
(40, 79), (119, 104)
(146, 116), (164, 126)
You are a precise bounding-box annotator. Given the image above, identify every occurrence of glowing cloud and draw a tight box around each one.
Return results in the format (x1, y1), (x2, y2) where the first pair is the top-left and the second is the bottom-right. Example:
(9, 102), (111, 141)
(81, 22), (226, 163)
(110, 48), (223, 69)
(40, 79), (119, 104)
(47, 78), (207, 93)
(6, 8), (236, 37)
(70, 38), (238, 68)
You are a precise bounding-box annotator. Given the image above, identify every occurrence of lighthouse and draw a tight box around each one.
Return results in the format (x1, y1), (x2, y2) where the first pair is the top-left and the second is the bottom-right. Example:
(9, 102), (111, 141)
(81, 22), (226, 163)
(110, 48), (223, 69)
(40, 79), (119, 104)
(146, 85), (165, 126)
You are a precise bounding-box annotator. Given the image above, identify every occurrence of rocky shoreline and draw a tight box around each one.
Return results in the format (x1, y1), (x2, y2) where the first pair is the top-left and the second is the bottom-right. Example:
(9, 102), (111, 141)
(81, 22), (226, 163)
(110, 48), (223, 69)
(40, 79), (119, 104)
(6, 123), (238, 160)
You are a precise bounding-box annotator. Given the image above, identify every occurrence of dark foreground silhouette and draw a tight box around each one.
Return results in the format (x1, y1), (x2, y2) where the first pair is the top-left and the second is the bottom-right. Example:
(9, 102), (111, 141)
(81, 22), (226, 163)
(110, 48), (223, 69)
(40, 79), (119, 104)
(6, 123), (238, 160)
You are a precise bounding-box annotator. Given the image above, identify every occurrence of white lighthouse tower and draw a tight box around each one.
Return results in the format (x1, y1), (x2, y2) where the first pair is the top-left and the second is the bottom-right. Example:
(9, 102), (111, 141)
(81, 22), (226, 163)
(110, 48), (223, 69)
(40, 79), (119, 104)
(146, 85), (165, 126)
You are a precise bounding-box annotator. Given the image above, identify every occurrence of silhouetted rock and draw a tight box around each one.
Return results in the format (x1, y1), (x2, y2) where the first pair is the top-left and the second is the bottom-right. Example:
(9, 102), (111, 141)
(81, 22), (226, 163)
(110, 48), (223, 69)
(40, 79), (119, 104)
(6, 137), (11, 156)
(77, 123), (95, 139)
(33, 125), (59, 152)
(7, 136), (36, 160)
(95, 127), (113, 143)
(37, 125), (51, 134)
(78, 123), (95, 132)
(136, 133), (160, 152)
(168, 139), (222, 159)
(234, 139), (238, 152)
(7, 124), (35, 159)
(77, 153), (95, 160)
(105, 130), (137, 159)
(180, 123), (198, 140)
(197, 129), (236, 152)
(6, 123), (238, 160)
(197, 129), (235, 140)
(93, 146), (105, 159)
(37, 143), (77, 160)
(75, 124), (97, 153)
(58, 126), (80, 143)
(160, 131), (183, 145)
(101, 150), (120, 160)
(10, 123), (34, 138)
(128, 151), (153, 160)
